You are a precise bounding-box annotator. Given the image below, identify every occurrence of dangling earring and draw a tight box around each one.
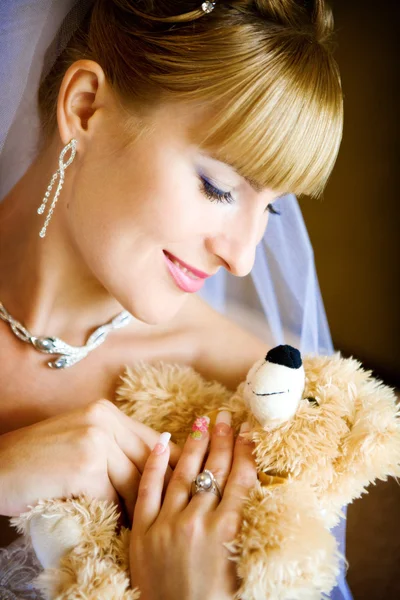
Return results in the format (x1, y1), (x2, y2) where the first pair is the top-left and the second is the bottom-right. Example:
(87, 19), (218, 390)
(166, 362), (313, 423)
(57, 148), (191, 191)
(37, 138), (77, 238)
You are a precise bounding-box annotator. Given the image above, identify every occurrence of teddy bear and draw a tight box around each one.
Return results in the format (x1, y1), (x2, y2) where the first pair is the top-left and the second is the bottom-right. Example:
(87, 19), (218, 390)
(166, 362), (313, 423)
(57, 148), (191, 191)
(11, 344), (400, 600)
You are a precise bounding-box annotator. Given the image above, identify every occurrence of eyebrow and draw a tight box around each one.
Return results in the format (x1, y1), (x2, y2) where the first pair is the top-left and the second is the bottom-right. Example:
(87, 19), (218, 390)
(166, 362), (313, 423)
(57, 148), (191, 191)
(240, 173), (264, 194)
(203, 151), (264, 194)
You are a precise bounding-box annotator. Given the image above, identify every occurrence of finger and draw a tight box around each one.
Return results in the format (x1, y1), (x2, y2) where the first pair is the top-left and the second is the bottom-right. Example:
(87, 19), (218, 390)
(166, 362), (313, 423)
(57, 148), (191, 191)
(164, 464), (173, 488)
(131, 432), (171, 536)
(94, 404), (174, 520)
(110, 424), (152, 474)
(78, 475), (120, 511)
(159, 416), (210, 517)
(115, 410), (181, 467)
(85, 399), (182, 467)
(186, 411), (234, 515)
(107, 442), (142, 523)
(216, 422), (257, 517)
(109, 447), (173, 523)
(112, 424), (179, 485)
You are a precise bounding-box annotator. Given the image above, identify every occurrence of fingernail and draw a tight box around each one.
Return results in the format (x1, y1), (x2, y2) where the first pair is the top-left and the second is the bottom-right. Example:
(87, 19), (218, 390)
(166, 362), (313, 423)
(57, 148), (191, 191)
(190, 415), (210, 441)
(214, 410), (232, 436)
(239, 422), (251, 434)
(153, 431), (171, 455)
(238, 422), (253, 445)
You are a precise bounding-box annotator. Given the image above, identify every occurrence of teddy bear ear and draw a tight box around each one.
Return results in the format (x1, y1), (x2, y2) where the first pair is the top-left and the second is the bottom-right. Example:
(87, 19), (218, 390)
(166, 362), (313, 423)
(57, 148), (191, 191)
(328, 365), (400, 510)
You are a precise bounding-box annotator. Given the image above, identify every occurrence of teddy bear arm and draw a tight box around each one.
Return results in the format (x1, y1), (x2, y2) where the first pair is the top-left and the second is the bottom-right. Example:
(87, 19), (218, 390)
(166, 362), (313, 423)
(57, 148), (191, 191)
(228, 481), (341, 600)
(11, 497), (138, 599)
(327, 396), (400, 514)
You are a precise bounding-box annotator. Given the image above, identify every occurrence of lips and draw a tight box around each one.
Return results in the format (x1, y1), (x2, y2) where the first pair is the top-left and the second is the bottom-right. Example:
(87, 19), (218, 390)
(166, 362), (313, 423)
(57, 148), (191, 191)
(163, 251), (211, 279)
(163, 251), (209, 294)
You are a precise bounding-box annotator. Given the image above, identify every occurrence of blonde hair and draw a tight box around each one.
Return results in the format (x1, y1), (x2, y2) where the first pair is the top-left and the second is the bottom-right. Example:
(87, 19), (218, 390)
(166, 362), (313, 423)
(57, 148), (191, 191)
(38, 0), (343, 198)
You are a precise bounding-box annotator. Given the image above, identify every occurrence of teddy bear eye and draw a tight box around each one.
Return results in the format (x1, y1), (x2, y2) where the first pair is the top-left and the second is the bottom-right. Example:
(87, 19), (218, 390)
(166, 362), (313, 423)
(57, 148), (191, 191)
(307, 397), (319, 406)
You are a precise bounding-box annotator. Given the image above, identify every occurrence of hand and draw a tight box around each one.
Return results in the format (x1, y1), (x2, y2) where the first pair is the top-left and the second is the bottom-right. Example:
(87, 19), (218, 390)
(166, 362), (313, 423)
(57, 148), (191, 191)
(0, 399), (181, 520)
(130, 411), (257, 600)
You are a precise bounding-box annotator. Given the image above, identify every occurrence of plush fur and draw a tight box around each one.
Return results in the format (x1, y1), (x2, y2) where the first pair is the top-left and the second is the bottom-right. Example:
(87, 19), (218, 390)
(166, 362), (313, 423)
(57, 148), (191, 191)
(12, 351), (400, 600)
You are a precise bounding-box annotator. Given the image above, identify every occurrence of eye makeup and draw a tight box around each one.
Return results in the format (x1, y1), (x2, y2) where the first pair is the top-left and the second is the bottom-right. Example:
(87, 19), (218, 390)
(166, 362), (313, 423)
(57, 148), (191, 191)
(197, 173), (281, 215)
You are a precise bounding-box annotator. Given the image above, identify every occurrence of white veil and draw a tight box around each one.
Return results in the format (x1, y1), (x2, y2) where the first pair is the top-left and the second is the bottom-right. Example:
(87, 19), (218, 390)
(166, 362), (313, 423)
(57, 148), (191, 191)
(0, 8), (353, 600)
(0, 0), (335, 358)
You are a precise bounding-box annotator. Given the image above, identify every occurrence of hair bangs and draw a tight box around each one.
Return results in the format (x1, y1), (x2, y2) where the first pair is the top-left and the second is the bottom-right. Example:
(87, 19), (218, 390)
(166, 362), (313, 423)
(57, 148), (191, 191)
(189, 34), (343, 198)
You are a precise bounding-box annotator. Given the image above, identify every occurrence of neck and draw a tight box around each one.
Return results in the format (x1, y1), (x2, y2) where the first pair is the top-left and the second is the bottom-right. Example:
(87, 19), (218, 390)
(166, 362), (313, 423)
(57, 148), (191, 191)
(0, 142), (132, 344)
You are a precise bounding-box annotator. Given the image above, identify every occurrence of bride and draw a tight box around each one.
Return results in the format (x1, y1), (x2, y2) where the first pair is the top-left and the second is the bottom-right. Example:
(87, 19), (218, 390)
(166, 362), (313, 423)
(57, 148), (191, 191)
(0, 0), (351, 598)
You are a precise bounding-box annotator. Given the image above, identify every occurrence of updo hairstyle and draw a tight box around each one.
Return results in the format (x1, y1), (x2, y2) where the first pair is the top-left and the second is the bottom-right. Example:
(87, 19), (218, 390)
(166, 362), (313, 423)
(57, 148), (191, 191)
(38, 0), (343, 197)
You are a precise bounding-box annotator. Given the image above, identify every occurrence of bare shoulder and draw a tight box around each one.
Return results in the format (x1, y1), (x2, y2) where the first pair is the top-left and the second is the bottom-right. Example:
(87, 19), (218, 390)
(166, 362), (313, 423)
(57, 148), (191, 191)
(184, 295), (269, 391)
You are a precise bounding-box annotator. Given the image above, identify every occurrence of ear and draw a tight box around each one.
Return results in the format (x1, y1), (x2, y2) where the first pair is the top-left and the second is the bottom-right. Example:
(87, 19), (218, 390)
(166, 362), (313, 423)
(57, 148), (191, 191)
(328, 367), (400, 514)
(56, 59), (111, 150)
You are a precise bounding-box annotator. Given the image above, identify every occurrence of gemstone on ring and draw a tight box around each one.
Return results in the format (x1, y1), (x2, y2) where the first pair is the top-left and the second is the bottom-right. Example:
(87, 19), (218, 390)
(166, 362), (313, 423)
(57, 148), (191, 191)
(190, 469), (222, 500)
(195, 471), (213, 490)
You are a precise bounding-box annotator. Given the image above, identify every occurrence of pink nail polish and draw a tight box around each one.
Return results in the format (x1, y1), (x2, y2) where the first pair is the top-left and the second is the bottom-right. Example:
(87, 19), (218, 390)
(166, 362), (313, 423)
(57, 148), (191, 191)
(214, 410), (232, 436)
(190, 415), (210, 440)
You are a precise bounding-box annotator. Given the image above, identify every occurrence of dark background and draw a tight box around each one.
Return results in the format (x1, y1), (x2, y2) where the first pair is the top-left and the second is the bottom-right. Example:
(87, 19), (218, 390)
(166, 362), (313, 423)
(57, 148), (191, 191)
(302, 0), (399, 387)
(301, 0), (400, 597)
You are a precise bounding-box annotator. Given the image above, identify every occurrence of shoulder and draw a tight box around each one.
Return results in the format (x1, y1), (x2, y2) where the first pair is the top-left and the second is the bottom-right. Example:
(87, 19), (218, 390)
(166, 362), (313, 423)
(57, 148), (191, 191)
(184, 295), (269, 391)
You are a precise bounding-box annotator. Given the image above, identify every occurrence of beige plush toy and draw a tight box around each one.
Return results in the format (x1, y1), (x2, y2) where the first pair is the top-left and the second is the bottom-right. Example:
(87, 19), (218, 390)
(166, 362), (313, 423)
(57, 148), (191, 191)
(12, 345), (400, 600)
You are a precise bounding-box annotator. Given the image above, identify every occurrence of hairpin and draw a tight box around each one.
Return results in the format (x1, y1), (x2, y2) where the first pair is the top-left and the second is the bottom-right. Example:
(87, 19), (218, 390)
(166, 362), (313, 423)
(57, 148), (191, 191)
(201, 1), (216, 13)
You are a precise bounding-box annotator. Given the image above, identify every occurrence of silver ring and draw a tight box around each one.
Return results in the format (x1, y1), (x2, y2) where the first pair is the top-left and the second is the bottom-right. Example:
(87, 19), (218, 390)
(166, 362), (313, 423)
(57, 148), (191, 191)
(190, 469), (222, 500)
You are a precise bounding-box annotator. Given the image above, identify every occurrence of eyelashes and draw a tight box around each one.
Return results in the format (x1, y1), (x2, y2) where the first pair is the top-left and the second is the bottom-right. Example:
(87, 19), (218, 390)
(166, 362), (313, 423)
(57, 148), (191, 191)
(198, 175), (281, 215)
(199, 175), (234, 205)
(266, 203), (281, 215)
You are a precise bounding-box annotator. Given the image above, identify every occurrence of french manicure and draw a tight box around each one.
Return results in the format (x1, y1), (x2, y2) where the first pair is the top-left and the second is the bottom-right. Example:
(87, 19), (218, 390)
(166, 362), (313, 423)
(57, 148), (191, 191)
(190, 415), (210, 440)
(239, 421), (251, 433)
(214, 410), (232, 436)
(153, 431), (171, 455)
(238, 421), (253, 444)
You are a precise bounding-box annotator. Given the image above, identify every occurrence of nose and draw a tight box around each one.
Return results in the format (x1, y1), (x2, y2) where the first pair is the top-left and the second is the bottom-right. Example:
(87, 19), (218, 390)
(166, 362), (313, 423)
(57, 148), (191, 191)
(206, 210), (267, 277)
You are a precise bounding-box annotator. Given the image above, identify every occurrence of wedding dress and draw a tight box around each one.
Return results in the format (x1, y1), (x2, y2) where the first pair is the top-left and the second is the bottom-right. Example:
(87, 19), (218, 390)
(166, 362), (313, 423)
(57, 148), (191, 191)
(0, 537), (44, 599)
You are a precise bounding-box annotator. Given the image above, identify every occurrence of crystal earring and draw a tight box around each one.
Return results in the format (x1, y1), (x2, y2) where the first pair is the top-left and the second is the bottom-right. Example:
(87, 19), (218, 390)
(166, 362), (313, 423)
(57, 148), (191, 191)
(37, 138), (77, 238)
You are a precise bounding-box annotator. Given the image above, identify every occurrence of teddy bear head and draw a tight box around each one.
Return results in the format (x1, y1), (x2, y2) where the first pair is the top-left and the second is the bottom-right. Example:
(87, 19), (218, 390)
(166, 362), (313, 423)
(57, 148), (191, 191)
(234, 345), (400, 526)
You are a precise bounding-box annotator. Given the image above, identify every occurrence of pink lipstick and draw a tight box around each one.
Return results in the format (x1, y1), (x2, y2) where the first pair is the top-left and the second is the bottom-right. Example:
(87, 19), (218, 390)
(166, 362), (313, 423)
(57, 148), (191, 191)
(163, 251), (209, 293)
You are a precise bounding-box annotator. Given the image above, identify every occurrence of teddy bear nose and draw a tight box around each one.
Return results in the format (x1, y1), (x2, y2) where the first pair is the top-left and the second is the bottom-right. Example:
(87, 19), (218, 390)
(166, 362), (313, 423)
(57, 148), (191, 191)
(265, 345), (302, 369)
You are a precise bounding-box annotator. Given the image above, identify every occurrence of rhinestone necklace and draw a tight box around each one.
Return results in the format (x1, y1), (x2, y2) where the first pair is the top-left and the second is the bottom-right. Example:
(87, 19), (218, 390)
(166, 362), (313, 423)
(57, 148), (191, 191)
(0, 301), (133, 369)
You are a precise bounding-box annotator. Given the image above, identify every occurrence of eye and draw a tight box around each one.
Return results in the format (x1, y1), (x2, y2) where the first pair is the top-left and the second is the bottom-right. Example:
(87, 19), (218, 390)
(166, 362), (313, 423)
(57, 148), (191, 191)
(198, 175), (234, 205)
(307, 397), (319, 406)
(265, 203), (281, 215)
(198, 174), (282, 217)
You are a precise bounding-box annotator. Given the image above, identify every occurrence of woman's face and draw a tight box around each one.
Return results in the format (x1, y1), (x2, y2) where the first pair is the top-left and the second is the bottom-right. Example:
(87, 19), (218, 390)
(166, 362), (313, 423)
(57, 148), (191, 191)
(63, 100), (279, 325)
